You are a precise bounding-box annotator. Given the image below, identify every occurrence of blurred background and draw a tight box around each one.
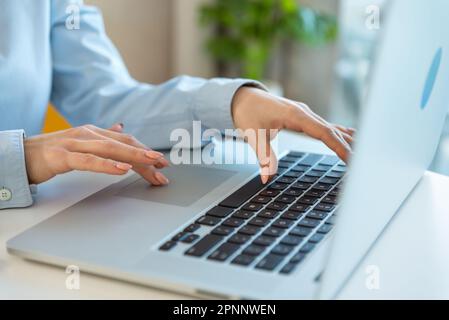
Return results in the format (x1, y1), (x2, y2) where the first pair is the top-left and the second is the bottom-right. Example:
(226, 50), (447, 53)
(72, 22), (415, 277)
(45, 0), (449, 175)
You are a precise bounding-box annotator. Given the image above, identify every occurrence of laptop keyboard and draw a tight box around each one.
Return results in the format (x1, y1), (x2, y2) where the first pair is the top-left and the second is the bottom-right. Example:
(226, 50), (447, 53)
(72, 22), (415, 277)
(158, 152), (345, 275)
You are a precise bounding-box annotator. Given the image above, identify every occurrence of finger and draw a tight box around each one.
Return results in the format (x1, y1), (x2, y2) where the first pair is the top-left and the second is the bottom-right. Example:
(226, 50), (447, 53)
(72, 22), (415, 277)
(287, 108), (351, 162)
(84, 125), (170, 167)
(66, 152), (132, 175)
(335, 124), (356, 137)
(133, 165), (169, 186)
(66, 139), (166, 166)
(338, 130), (354, 146)
(243, 129), (278, 184)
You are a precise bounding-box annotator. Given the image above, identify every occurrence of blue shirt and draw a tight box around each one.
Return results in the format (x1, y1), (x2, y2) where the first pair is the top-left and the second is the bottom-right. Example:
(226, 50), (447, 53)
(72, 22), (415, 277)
(0, 0), (260, 209)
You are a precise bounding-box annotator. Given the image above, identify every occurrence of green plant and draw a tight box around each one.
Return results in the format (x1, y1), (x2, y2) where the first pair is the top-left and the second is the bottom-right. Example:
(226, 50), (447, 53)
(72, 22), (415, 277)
(200, 0), (338, 80)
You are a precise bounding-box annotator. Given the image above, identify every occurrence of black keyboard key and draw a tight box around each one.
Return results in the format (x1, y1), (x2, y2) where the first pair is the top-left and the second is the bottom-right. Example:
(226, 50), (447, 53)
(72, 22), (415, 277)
(283, 188), (303, 197)
(315, 202), (336, 212)
(259, 189), (280, 197)
(322, 195), (337, 205)
(232, 210), (255, 220)
(305, 189), (326, 198)
(319, 155), (339, 166)
(242, 203), (263, 212)
(251, 196), (271, 204)
(181, 234), (200, 244)
(327, 171), (345, 178)
(299, 154), (322, 167)
(172, 232), (189, 242)
(289, 204), (310, 213)
(263, 227), (286, 238)
(271, 244), (294, 256)
(228, 233), (251, 245)
(280, 235), (303, 246)
(243, 244), (265, 256)
(231, 254), (255, 266)
(258, 209), (280, 219)
(253, 235), (276, 247)
(266, 202), (287, 211)
(287, 151), (304, 158)
(307, 210), (329, 220)
(269, 183), (289, 191)
(314, 164), (332, 172)
(208, 242), (240, 262)
(291, 182), (311, 190)
(280, 156), (297, 163)
(212, 225), (234, 236)
(222, 217), (245, 228)
(318, 224), (333, 234)
(278, 161), (291, 169)
(275, 195), (296, 204)
(299, 242), (316, 254)
(283, 171), (302, 178)
(297, 218), (320, 228)
(306, 170), (325, 178)
(248, 216), (270, 227)
(220, 176), (266, 208)
(333, 166), (346, 173)
(196, 215), (221, 226)
(238, 225), (261, 236)
(281, 211), (303, 220)
(184, 223), (200, 233)
(185, 234), (224, 257)
(159, 241), (176, 251)
(309, 233), (325, 244)
(298, 176), (319, 184)
(206, 206), (234, 218)
(272, 219), (294, 229)
(290, 252), (306, 264)
(329, 188), (340, 197)
(280, 262), (298, 275)
(319, 177), (340, 185)
(291, 165), (310, 172)
(312, 183), (332, 191)
(276, 177), (296, 184)
(256, 254), (284, 271)
(231, 210), (255, 220)
(289, 226), (313, 237)
(297, 196), (319, 206)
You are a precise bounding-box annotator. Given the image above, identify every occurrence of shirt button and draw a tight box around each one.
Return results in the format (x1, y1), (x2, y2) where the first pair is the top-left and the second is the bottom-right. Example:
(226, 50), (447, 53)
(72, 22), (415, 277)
(0, 188), (12, 201)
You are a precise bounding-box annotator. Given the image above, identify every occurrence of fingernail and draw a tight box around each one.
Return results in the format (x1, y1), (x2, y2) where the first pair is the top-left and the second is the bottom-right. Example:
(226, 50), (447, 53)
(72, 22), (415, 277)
(260, 167), (271, 184)
(115, 163), (132, 171)
(155, 172), (170, 185)
(145, 151), (165, 160)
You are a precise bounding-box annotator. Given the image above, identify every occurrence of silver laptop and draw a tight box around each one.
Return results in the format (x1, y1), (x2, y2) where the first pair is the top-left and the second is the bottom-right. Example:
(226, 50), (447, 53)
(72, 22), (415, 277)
(7, 0), (449, 299)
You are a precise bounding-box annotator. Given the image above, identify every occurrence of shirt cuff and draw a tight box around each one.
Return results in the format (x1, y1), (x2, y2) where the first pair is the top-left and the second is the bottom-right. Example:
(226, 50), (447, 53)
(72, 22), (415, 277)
(0, 130), (33, 209)
(192, 78), (267, 131)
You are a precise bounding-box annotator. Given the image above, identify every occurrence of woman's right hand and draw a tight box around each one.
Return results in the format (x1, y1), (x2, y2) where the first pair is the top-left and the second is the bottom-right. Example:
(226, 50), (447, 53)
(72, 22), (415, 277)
(24, 124), (170, 186)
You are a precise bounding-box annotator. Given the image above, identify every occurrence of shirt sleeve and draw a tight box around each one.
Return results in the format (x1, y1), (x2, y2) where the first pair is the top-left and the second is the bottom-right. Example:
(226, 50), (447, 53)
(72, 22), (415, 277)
(0, 130), (33, 209)
(50, 0), (265, 149)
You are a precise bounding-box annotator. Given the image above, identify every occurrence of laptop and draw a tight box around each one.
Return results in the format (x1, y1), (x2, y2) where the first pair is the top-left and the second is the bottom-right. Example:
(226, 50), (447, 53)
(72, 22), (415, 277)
(7, 0), (449, 299)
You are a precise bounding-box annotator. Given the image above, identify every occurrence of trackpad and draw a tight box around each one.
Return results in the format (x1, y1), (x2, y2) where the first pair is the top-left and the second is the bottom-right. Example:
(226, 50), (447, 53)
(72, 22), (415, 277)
(116, 165), (237, 207)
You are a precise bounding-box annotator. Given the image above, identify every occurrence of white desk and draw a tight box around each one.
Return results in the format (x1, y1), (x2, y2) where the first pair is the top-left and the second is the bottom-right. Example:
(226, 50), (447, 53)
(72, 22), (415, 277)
(2, 132), (449, 299)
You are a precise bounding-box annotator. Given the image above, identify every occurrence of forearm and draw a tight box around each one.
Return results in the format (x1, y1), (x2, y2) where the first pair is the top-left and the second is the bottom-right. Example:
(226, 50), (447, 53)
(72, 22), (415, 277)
(0, 130), (33, 209)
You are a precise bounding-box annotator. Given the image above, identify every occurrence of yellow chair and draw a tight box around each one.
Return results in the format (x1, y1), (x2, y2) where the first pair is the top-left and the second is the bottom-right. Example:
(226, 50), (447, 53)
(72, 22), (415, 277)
(43, 105), (71, 133)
